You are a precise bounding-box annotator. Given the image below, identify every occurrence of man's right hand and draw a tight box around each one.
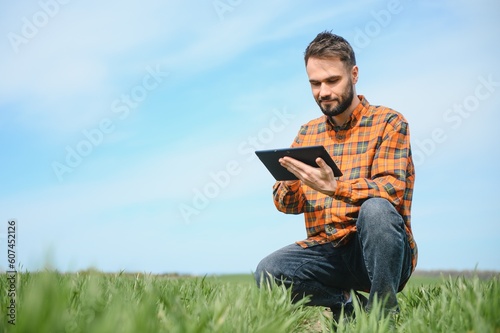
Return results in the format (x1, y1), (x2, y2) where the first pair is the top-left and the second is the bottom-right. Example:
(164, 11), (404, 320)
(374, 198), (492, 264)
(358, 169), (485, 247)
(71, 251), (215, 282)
(279, 156), (337, 196)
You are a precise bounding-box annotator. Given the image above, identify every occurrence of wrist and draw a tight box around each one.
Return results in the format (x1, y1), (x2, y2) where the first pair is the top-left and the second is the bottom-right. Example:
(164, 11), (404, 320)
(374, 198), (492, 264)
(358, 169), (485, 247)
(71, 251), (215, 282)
(283, 180), (301, 190)
(326, 180), (338, 196)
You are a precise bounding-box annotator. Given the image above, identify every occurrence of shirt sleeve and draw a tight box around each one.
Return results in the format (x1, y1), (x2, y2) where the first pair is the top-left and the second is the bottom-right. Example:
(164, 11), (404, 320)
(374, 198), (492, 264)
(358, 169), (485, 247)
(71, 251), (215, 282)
(272, 180), (306, 214)
(332, 118), (412, 207)
(272, 127), (309, 214)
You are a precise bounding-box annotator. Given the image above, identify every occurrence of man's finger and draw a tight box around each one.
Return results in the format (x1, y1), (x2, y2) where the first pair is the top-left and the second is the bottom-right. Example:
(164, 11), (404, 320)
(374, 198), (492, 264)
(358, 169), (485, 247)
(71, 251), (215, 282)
(316, 157), (331, 171)
(280, 156), (307, 171)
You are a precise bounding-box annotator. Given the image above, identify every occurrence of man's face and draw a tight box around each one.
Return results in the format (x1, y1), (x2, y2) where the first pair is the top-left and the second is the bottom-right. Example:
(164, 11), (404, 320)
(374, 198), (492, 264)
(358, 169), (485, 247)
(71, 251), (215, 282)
(306, 57), (358, 118)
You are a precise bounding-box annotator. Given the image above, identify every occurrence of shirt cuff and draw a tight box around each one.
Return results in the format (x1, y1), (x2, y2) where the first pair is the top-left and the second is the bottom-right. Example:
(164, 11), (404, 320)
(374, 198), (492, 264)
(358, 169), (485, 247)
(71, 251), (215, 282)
(283, 180), (301, 192)
(333, 180), (352, 201)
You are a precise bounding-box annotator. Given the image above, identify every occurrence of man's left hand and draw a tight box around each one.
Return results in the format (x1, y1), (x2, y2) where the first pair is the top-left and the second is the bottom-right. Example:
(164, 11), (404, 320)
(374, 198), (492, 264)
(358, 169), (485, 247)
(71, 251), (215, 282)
(279, 156), (337, 196)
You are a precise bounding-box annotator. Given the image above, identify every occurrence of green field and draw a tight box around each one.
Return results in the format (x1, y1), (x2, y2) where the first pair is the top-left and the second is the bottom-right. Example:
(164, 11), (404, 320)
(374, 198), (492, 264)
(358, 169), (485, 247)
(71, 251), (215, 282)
(0, 271), (498, 332)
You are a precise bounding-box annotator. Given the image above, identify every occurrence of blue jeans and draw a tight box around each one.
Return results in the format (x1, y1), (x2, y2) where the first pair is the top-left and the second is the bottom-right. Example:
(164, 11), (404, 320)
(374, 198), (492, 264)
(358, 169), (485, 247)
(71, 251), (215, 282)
(254, 198), (412, 310)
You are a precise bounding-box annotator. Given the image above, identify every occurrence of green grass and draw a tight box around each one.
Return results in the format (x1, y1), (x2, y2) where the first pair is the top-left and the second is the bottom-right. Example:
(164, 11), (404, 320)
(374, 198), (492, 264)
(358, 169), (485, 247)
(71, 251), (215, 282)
(0, 271), (498, 332)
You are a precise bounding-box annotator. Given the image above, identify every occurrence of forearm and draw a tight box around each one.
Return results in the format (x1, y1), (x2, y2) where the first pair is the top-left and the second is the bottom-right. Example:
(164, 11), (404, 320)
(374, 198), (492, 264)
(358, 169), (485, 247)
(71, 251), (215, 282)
(333, 174), (406, 206)
(272, 181), (305, 214)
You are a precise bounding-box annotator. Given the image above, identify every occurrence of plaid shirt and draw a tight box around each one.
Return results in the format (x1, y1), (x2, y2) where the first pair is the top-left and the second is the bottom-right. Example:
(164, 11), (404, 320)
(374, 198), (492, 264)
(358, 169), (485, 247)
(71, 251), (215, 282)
(273, 96), (417, 272)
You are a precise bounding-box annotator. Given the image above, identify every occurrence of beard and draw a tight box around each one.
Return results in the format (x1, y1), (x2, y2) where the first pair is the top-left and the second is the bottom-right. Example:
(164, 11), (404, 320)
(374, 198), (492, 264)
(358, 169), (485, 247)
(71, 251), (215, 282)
(317, 81), (354, 118)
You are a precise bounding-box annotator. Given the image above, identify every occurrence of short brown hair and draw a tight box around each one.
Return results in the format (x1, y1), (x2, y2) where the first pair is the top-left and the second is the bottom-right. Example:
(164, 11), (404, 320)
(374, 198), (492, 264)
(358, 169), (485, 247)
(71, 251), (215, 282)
(304, 31), (356, 68)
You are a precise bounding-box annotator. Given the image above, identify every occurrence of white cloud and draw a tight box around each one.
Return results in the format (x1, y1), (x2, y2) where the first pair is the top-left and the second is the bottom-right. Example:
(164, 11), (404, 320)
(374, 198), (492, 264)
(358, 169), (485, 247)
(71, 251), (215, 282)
(0, 0), (213, 134)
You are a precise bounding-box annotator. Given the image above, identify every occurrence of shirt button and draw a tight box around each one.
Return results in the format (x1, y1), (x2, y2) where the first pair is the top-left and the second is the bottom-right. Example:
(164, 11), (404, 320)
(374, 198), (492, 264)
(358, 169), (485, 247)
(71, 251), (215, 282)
(336, 134), (345, 140)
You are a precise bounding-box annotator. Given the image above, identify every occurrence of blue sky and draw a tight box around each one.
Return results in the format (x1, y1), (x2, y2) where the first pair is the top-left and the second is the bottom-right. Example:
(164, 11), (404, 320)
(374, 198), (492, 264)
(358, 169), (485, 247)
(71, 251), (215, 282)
(1, 0), (499, 275)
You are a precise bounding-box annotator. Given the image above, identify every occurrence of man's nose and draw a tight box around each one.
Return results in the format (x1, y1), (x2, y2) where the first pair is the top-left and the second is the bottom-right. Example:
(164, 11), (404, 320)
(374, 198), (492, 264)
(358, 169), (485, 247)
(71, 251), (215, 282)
(319, 83), (332, 98)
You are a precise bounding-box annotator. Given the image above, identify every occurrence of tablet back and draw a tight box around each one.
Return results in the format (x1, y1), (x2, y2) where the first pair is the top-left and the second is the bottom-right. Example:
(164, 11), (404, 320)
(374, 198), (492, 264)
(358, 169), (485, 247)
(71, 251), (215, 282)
(255, 145), (342, 180)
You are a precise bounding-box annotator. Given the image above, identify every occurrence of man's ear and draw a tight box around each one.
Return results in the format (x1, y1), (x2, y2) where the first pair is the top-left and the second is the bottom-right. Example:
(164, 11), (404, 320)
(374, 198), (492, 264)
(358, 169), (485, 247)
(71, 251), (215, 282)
(351, 65), (359, 84)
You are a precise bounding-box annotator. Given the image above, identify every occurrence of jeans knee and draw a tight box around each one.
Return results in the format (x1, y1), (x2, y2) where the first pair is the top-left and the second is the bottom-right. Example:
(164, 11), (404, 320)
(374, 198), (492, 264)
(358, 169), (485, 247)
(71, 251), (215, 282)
(254, 257), (277, 287)
(254, 260), (266, 286)
(361, 197), (392, 212)
(359, 197), (392, 220)
(357, 198), (404, 233)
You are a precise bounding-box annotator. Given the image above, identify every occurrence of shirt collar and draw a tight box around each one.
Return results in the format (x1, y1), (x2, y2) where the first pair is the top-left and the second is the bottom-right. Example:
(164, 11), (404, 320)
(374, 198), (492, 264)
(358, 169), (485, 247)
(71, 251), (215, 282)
(326, 95), (368, 131)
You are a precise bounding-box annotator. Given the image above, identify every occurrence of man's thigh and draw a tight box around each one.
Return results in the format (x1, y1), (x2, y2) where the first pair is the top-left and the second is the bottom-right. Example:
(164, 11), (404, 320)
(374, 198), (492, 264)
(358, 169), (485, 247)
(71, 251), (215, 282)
(255, 242), (369, 291)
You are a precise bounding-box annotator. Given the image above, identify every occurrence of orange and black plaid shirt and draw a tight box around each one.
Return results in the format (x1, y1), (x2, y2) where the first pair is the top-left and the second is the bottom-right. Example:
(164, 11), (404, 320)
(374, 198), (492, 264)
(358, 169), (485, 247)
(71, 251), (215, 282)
(273, 96), (417, 272)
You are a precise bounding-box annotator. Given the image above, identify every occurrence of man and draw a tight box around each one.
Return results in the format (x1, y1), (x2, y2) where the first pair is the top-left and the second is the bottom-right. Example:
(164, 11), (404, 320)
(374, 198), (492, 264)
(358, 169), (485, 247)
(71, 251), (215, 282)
(254, 31), (417, 321)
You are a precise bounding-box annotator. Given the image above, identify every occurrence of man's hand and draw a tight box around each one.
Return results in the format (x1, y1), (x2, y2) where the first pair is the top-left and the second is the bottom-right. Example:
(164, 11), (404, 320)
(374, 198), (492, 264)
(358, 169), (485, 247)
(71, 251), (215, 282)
(279, 156), (337, 196)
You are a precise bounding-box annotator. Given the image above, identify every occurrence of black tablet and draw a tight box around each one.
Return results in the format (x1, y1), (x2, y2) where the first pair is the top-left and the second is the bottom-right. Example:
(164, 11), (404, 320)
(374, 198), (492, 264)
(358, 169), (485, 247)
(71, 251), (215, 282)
(255, 145), (342, 180)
